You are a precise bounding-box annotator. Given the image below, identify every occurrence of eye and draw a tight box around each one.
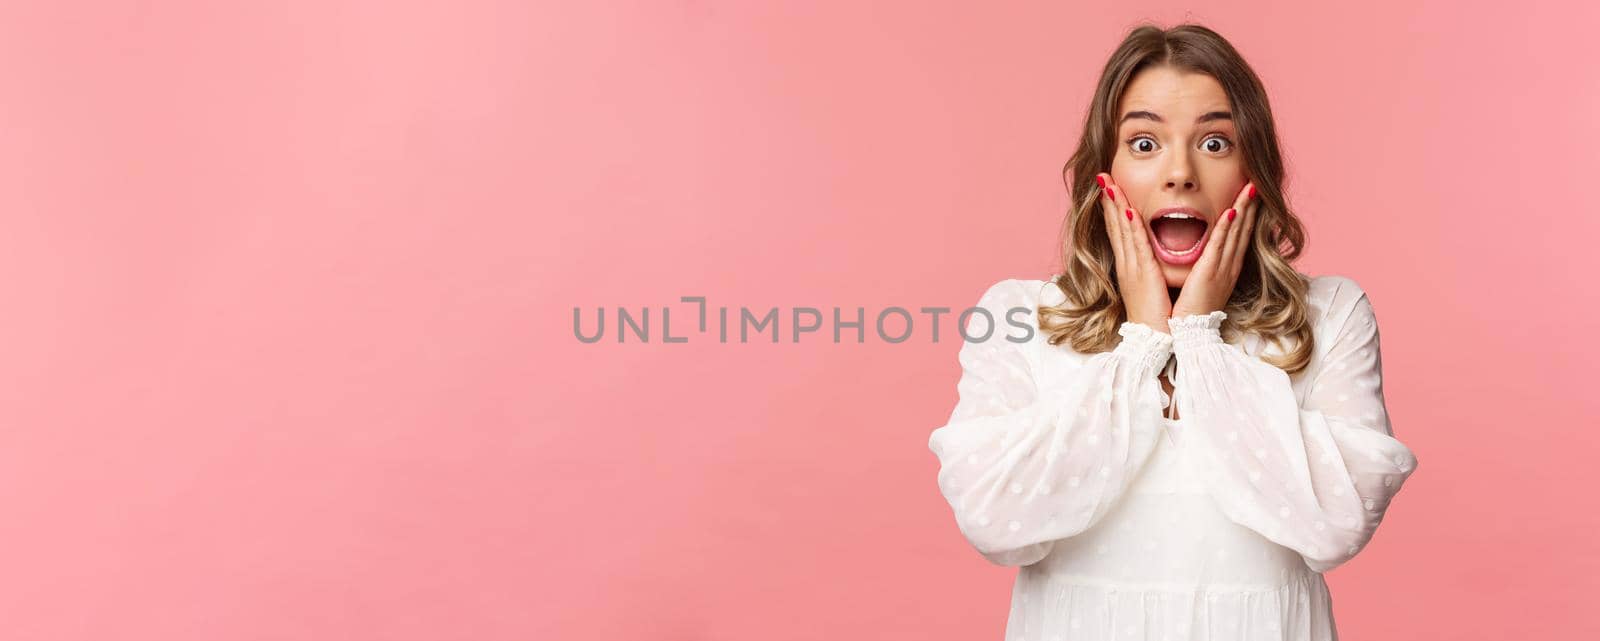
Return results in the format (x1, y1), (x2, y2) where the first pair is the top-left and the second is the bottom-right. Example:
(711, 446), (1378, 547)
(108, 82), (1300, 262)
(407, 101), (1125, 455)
(1126, 134), (1233, 154)
(1202, 135), (1232, 153)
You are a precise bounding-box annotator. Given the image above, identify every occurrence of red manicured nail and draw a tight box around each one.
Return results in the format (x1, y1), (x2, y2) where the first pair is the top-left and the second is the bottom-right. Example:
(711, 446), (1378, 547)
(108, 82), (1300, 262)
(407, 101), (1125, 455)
(1245, 185), (1255, 200)
(1125, 208), (1134, 221)
(1227, 208), (1237, 221)
(1095, 175), (1105, 189)
(1107, 186), (1115, 200)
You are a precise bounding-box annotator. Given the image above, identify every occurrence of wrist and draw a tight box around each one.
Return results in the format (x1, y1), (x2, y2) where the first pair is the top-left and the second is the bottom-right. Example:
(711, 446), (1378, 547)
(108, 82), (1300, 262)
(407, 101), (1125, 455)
(1131, 317), (1171, 335)
(1114, 321), (1176, 374)
(1167, 310), (1227, 351)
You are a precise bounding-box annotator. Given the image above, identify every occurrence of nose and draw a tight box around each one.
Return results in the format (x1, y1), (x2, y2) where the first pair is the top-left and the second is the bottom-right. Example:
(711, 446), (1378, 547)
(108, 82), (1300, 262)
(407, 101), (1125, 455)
(1164, 151), (1198, 191)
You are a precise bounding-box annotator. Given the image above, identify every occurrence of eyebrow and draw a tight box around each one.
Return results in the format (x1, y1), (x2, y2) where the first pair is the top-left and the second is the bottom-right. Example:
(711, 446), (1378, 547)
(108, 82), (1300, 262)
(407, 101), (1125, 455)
(1119, 110), (1233, 125)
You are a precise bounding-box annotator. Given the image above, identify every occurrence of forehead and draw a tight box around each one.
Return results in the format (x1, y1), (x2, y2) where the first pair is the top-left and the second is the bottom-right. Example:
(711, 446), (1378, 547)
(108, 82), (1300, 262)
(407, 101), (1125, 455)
(1118, 66), (1231, 120)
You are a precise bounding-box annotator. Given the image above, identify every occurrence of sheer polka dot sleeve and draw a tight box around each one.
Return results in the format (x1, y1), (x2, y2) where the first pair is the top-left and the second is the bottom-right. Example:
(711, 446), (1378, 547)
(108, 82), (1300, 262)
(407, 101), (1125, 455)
(1167, 277), (1419, 574)
(927, 278), (1174, 567)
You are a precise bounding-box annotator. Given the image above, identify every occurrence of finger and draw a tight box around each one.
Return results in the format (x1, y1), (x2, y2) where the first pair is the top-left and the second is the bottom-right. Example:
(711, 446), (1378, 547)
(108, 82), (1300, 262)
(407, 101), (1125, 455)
(1098, 174), (1128, 278)
(1114, 206), (1142, 283)
(1098, 172), (1120, 224)
(1097, 173), (1117, 241)
(1227, 195), (1258, 271)
(1101, 174), (1133, 267)
(1218, 182), (1253, 272)
(1126, 205), (1159, 271)
(1194, 201), (1232, 278)
(1106, 175), (1142, 266)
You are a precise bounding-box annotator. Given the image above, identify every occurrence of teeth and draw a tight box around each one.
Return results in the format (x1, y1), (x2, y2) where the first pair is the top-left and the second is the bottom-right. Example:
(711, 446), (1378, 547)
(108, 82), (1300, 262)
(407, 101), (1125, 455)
(1152, 212), (1206, 256)
(1165, 240), (1202, 255)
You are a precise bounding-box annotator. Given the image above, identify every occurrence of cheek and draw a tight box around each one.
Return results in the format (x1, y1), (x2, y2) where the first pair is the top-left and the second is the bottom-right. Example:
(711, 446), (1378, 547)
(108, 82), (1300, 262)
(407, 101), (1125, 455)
(1210, 185), (1242, 214)
(1212, 168), (1249, 205)
(1108, 162), (1158, 197)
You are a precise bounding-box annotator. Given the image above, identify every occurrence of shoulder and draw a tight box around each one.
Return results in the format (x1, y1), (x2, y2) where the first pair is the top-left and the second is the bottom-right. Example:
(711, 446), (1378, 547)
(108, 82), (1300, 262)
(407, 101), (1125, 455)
(971, 275), (1063, 310)
(1306, 273), (1375, 316)
(1304, 273), (1382, 345)
(960, 277), (1059, 352)
(1307, 273), (1368, 302)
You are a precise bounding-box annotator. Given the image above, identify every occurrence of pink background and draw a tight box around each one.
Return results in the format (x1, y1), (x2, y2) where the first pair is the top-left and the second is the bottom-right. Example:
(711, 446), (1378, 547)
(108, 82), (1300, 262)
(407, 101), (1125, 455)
(0, 1), (1595, 639)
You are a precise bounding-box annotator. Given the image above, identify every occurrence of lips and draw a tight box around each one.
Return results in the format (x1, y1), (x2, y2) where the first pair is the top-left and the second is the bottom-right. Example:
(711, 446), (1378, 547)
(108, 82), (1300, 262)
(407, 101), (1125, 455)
(1147, 207), (1211, 266)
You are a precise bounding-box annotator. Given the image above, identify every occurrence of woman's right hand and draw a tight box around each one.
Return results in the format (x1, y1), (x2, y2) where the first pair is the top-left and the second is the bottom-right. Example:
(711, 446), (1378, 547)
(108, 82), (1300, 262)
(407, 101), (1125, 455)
(1096, 173), (1172, 334)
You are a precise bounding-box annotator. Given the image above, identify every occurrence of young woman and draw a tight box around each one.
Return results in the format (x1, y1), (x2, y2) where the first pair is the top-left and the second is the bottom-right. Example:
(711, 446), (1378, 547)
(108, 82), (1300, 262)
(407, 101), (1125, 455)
(926, 24), (1418, 641)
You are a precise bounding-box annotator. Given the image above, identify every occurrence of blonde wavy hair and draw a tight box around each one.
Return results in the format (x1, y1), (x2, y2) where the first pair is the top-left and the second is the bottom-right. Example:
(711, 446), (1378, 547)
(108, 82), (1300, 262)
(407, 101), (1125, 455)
(1040, 23), (1314, 375)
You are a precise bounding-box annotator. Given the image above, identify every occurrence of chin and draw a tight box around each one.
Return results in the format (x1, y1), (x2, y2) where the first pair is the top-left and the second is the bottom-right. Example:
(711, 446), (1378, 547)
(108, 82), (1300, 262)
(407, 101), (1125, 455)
(1161, 267), (1190, 289)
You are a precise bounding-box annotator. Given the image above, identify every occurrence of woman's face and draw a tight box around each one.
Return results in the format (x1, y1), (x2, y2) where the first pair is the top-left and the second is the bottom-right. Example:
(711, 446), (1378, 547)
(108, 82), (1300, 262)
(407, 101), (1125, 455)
(1110, 65), (1249, 289)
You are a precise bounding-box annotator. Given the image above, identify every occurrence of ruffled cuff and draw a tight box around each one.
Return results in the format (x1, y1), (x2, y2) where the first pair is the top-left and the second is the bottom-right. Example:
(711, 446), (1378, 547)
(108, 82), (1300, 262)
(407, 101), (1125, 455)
(1113, 321), (1175, 375)
(1168, 310), (1227, 351)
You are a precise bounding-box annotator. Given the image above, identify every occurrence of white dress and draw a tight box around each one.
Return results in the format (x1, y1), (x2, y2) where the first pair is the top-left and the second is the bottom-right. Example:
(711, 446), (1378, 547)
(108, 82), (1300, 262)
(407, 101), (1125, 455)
(926, 274), (1418, 641)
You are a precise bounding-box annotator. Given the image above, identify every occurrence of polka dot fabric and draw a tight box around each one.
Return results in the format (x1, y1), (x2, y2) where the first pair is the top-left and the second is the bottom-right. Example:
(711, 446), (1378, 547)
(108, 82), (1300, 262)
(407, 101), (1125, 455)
(926, 275), (1418, 641)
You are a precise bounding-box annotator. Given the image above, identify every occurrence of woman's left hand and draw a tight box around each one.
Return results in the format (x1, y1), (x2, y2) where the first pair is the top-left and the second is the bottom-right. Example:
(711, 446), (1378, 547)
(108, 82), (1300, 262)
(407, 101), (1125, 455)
(1172, 181), (1257, 318)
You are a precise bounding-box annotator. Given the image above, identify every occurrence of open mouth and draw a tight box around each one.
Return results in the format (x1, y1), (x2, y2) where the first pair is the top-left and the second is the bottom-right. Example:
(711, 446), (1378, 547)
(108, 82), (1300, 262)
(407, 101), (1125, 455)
(1150, 213), (1208, 255)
